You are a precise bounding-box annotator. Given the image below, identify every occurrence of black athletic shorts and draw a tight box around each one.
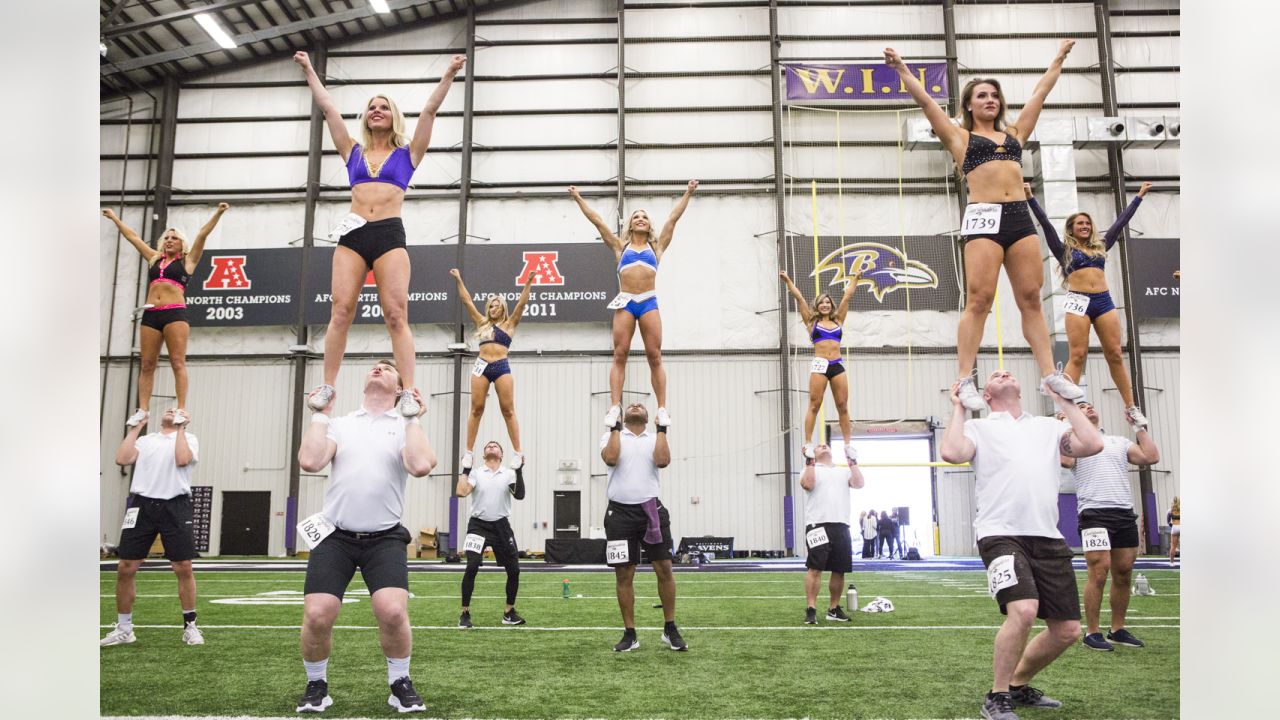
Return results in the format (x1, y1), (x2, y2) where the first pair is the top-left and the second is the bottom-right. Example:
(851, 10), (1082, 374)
(805, 522), (854, 574)
(303, 524), (411, 599)
(821, 359), (846, 380)
(118, 494), (196, 562)
(140, 306), (189, 332)
(977, 535), (1080, 621)
(1078, 507), (1140, 550)
(604, 499), (673, 567)
(338, 217), (407, 268)
(464, 516), (519, 566)
(962, 200), (1037, 250)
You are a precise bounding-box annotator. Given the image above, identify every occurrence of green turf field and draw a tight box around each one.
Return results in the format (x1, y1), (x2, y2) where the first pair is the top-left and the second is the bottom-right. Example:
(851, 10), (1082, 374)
(100, 566), (1180, 719)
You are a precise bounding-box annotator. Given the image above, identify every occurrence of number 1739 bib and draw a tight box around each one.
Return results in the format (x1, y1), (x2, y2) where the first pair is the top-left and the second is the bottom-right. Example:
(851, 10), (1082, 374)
(961, 203), (1001, 236)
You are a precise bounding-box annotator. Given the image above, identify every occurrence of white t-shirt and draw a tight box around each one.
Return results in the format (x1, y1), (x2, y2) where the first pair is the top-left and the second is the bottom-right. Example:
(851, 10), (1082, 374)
(861, 514), (879, 540)
(468, 465), (515, 521)
(963, 412), (1068, 540)
(322, 408), (408, 532)
(1073, 434), (1135, 512)
(130, 430), (199, 499)
(599, 428), (660, 504)
(804, 464), (853, 526)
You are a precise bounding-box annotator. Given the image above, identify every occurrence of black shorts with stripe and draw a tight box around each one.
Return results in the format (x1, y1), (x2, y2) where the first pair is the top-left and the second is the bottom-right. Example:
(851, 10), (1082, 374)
(805, 522), (854, 574)
(464, 516), (520, 566)
(604, 499), (673, 567)
(1078, 507), (1140, 550)
(303, 524), (411, 600)
(117, 494), (196, 562)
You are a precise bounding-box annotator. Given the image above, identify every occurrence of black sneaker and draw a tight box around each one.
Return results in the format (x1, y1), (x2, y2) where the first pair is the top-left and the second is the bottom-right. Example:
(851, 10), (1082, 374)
(613, 632), (639, 652)
(387, 676), (425, 713)
(1082, 632), (1114, 651)
(1107, 628), (1144, 648)
(826, 605), (851, 622)
(804, 607), (817, 625)
(981, 692), (1019, 720)
(458, 611), (472, 629)
(1009, 684), (1062, 709)
(296, 679), (332, 713)
(661, 627), (688, 651)
(502, 609), (526, 626)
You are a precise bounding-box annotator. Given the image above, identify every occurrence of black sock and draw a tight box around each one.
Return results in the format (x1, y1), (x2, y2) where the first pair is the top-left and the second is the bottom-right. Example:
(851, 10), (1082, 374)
(623, 627), (636, 637)
(1009, 684), (1025, 692)
(183, 611), (197, 625)
(663, 620), (677, 634)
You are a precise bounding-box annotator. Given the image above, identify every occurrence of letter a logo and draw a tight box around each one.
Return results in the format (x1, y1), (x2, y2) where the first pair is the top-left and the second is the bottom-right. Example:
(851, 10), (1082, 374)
(515, 251), (565, 286)
(203, 256), (251, 290)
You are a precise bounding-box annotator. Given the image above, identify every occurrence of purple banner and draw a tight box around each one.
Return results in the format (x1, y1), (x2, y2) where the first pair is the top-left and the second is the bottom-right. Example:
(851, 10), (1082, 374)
(785, 63), (948, 102)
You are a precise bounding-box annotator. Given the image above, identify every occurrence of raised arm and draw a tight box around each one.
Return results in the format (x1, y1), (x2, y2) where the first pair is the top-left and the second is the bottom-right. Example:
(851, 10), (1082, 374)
(409, 54), (466, 167)
(1054, 391), (1104, 458)
(507, 271), (537, 330)
(939, 382), (977, 463)
(601, 429), (621, 467)
(400, 390), (437, 477)
(298, 401), (338, 474)
(174, 424), (196, 467)
(656, 180), (699, 254)
(779, 271), (814, 326)
(509, 467), (526, 500)
(186, 203), (229, 272)
(833, 272), (861, 323)
(114, 419), (147, 466)
(799, 464), (816, 492)
(455, 471), (474, 498)
(102, 208), (157, 264)
(449, 269), (486, 326)
(653, 425), (671, 469)
(293, 51), (355, 160)
(568, 186), (622, 252)
(1012, 40), (1075, 140)
(884, 48), (965, 154)
(1127, 428), (1160, 466)
(1024, 184), (1065, 258)
(1103, 182), (1150, 249)
(847, 464), (866, 490)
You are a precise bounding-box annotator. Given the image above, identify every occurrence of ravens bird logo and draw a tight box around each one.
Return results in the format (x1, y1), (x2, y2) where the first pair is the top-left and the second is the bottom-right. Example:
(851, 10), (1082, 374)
(811, 242), (939, 302)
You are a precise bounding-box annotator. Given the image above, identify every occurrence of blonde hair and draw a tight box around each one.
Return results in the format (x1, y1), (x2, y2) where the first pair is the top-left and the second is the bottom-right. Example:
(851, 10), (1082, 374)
(475, 294), (510, 341)
(358, 95), (408, 153)
(621, 209), (657, 250)
(807, 293), (837, 334)
(1058, 212), (1105, 285)
(150, 227), (188, 266)
(1171, 496), (1180, 513)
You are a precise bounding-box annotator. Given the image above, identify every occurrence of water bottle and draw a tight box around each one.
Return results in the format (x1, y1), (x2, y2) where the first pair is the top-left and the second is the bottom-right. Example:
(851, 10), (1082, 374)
(846, 583), (858, 612)
(562, 578), (570, 599)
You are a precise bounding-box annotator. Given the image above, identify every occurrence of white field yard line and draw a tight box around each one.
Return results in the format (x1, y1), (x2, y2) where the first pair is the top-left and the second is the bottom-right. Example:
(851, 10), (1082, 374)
(104, 623), (1181, 631)
(105, 593), (1000, 599)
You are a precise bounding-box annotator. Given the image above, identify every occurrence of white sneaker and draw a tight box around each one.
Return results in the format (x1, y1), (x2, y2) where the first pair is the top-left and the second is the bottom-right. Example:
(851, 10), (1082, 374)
(125, 409), (148, 428)
(1040, 363), (1085, 401)
(398, 391), (421, 418)
(509, 452), (525, 470)
(656, 407), (672, 427)
(171, 409), (189, 426)
(956, 376), (988, 411)
(182, 622), (204, 646)
(802, 443), (816, 459)
(306, 384), (336, 412)
(100, 624), (136, 647)
(461, 450), (474, 469)
(1125, 405), (1150, 430)
(603, 404), (622, 428)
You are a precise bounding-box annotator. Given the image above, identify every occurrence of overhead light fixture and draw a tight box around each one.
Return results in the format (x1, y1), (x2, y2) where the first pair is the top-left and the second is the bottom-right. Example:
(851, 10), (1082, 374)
(369, 0), (392, 13)
(195, 13), (238, 49)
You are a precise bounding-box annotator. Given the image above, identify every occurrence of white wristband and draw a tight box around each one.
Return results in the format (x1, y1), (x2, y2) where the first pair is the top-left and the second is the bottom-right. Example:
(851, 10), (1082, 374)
(311, 413), (330, 424)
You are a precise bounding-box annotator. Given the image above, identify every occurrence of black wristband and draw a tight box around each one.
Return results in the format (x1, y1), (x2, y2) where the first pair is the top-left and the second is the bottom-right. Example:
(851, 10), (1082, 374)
(656, 426), (667, 434)
(611, 422), (623, 432)
(461, 466), (472, 476)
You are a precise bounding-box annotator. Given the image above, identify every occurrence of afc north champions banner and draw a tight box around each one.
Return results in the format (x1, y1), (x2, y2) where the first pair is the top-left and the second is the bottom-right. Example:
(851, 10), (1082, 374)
(785, 62), (949, 102)
(1125, 237), (1180, 318)
(182, 243), (618, 327)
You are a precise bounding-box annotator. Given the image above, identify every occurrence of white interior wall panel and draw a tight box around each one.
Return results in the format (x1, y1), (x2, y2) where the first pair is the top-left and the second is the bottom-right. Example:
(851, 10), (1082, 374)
(195, 58), (303, 84)
(1111, 36), (1179, 69)
(485, 0), (608, 22)
(175, 120), (311, 155)
(625, 41), (765, 73)
(178, 87), (310, 120)
(626, 75), (771, 108)
(479, 20), (613, 43)
(328, 54), (472, 82)
(174, 157), (312, 192)
(474, 78), (618, 111)
(101, 120), (156, 156)
(779, 4), (939, 35)
(473, 113), (617, 147)
(785, 144), (962, 181)
(101, 207), (153, 356)
(781, 41), (942, 63)
(100, 365), (137, 542)
(625, 148), (773, 182)
(326, 82), (467, 125)
(936, 467), (979, 556)
(954, 3), (1096, 34)
(626, 111), (769, 145)
(334, 17), (466, 53)
(472, 150), (615, 184)
(165, 202), (306, 249)
(1115, 72), (1180, 106)
(99, 159), (152, 192)
(627, 5), (768, 36)
(476, 45), (617, 76)
(1108, 146), (1180, 181)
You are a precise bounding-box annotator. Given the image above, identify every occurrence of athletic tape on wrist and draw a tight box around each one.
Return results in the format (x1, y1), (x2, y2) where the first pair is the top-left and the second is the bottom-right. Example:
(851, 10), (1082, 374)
(311, 413), (330, 424)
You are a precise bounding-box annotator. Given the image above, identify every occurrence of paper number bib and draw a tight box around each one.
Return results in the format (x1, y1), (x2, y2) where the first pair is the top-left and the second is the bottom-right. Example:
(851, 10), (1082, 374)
(1063, 292), (1090, 317)
(121, 507), (139, 530)
(961, 203), (1002, 236)
(809, 358), (829, 375)
(463, 533), (487, 555)
(471, 358), (489, 377)
(987, 554), (1019, 597)
(328, 212), (368, 241)
(297, 512), (336, 551)
(606, 292), (633, 310)
(806, 526), (830, 548)
(1081, 527), (1112, 552)
(606, 540), (631, 564)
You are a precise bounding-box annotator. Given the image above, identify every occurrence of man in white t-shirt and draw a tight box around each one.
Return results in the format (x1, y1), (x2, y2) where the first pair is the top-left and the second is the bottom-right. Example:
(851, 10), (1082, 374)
(295, 361), (437, 714)
(800, 443), (866, 624)
(599, 402), (685, 653)
(101, 408), (204, 648)
(455, 440), (527, 629)
(1058, 401), (1161, 652)
(941, 370), (1103, 720)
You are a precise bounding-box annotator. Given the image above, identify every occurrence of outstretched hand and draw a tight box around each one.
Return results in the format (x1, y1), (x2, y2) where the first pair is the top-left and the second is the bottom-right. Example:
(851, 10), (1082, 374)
(1138, 181), (1152, 198)
(686, 179), (699, 193)
(102, 208), (119, 220)
(1058, 40), (1076, 57)
(449, 268), (461, 279)
(447, 55), (467, 74)
(883, 47), (905, 70)
(216, 202), (230, 212)
(567, 185), (581, 199)
(293, 51), (312, 70)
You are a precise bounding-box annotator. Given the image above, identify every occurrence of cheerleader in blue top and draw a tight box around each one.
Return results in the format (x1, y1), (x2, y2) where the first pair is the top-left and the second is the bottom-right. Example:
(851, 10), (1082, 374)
(568, 180), (699, 429)
(780, 270), (861, 462)
(1025, 182), (1152, 429)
